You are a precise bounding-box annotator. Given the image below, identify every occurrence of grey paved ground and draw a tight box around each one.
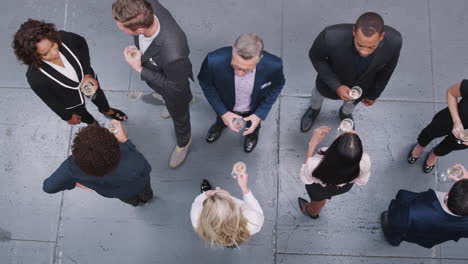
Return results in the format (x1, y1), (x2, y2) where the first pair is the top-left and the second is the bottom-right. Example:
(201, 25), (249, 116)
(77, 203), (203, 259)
(1, 0), (468, 263)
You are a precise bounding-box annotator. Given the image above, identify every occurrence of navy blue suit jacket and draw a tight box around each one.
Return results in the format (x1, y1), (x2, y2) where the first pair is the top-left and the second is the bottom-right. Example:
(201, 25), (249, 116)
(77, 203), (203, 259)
(197, 47), (285, 120)
(388, 189), (468, 248)
(43, 140), (152, 200)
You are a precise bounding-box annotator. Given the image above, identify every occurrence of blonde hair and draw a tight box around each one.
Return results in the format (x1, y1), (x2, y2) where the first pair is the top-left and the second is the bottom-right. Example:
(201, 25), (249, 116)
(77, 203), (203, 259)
(195, 192), (250, 248)
(112, 0), (154, 31)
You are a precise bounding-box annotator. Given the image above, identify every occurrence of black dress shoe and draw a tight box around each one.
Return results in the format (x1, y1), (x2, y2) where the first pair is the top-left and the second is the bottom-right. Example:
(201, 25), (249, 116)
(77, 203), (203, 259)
(380, 211), (400, 247)
(298, 197), (319, 219)
(339, 106), (353, 121)
(244, 132), (258, 153)
(422, 153), (435, 173)
(206, 122), (225, 143)
(300, 107), (321, 132)
(407, 144), (419, 164)
(200, 179), (212, 193)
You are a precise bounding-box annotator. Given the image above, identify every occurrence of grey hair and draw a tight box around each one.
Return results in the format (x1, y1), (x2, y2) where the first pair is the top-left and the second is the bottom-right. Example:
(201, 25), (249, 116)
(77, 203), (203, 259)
(233, 33), (264, 60)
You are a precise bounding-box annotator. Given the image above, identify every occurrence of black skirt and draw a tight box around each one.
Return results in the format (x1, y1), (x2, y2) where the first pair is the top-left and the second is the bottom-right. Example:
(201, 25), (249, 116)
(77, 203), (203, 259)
(305, 182), (354, 201)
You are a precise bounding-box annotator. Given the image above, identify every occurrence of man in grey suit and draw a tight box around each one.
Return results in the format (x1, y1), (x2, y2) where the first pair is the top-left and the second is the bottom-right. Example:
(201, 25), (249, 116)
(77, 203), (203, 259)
(113, 0), (193, 168)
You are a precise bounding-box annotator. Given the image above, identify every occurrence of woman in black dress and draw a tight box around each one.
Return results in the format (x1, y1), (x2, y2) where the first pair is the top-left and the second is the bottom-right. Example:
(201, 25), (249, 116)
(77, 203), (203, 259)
(12, 19), (127, 125)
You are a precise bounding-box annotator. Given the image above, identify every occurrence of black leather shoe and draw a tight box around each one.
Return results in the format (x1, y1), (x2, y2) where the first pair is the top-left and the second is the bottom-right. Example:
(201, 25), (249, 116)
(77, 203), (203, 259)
(244, 132), (258, 153)
(422, 153), (436, 173)
(339, 106), (353, 121)
(407, 144), (419, 164)
(298, 197), (319, 219)
(381, 211), (400, 247)
(200, 179), (212, 193)
(206, 122), (225, 143)
(300, 107), (321, 132)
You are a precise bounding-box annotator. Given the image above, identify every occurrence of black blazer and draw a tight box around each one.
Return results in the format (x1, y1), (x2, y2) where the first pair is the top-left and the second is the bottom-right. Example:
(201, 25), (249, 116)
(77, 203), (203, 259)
(26, 31), (94, 121)
(309, 24), (402, 100)
(136, 0), (193, 105)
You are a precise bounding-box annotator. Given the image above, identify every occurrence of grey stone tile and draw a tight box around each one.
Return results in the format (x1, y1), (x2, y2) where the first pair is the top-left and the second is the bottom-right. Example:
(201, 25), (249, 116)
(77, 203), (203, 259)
(281, 0), (433, 102)
(1, 0), (66, 88)
(277, 254), (439, 264)
(277, 96), (438, 257)
(442, 260), (468, 264)
(0, 89), (70, 241)
(130, 0), (283, 94)
(430, 0), (468, 101)
(56, 91), (278, 263)
(65, 0), (132, 91)
(0, 240), (55, 264)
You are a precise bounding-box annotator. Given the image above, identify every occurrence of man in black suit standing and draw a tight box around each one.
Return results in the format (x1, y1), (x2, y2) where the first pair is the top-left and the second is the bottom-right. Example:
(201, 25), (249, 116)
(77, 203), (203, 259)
(112, 0), (193, 168)
(300, 12), (402, 132)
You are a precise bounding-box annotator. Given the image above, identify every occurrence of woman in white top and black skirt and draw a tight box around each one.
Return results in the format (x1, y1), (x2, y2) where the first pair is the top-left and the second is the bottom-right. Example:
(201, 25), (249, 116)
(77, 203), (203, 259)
(298, 126), (371, 219)
(12, 19), (127, 125)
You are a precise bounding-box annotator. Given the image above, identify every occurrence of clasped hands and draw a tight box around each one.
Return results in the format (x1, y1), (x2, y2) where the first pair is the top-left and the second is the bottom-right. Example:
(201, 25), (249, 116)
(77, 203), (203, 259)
(221, 111), (261, 136)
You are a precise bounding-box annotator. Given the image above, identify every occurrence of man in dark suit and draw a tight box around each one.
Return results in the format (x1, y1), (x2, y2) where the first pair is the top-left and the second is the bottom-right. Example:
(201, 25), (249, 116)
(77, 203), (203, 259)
(300, 12), (402, 132)
(381, 178), (468, 248)
(198, 34), (285, 152)
(112, 0), (193, 168)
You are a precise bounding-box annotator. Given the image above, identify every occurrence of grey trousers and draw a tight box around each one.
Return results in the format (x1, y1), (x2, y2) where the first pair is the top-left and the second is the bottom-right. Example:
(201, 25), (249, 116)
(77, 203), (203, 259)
(310, 87), (357, 115)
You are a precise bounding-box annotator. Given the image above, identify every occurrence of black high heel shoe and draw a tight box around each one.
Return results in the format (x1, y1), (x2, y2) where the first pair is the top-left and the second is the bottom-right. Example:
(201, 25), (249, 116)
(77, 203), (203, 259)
(298, 197), (319, 219)
(422, 152), (436, 173)
(407, 144), (419, 164)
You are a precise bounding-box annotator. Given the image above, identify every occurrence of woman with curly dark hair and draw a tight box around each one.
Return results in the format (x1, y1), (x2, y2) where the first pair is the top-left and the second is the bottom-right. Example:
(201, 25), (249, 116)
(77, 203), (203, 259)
(297, 126), (371, 219)
(42, 121), (153, 206)
(12, 19), (127, 125)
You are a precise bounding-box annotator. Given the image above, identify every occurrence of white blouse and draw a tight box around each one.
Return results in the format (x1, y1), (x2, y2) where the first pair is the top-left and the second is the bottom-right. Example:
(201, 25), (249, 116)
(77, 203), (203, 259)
(300, 147), (371, 187)
(190, 191), (264, 235)
(43, 52), (79, 83)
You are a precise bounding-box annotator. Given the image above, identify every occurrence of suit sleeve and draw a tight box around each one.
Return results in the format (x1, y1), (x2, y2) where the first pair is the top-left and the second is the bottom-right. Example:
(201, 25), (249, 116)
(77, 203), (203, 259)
(43, 158), (76, 194)
(140, 57), (192, 95)
(197, 55), (229, 116)
(367, 38), (402, 100)
(253, 61), (285, 120)
(63, 31), (93, 76)
(27, 74), (72, 121)
(309, 29), (342, 92)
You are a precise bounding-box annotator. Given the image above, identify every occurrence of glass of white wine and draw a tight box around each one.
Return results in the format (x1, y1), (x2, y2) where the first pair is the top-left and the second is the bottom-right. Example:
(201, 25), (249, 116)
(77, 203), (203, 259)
(231, 161), (247, 179)
(232, 118), (246, 131)
(349, 86), (362, 100)
(456, 129), (468, 144)
(106, 122), (119, 134)
(338, 118), (354, 133)
(439, 164), (464, 182)
(81, 82), (96, 99)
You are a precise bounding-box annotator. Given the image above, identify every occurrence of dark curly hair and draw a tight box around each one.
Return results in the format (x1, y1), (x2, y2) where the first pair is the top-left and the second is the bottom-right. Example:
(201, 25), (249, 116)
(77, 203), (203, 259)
(72, 125), (121, 177)
(12, 19), (61, 69)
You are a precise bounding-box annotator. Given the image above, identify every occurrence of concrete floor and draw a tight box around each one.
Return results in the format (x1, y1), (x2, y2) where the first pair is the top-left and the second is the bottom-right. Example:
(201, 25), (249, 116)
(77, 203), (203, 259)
(1, 0), (468, 263)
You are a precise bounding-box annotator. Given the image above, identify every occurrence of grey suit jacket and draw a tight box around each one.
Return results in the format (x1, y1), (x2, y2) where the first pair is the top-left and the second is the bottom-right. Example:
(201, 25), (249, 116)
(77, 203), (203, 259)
(135, 0), (193, 105)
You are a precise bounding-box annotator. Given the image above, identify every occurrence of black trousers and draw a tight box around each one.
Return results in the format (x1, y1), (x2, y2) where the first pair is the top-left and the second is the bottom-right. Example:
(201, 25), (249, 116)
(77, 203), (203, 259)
(214, 110), (261, 136)
(70, 88), (111, 124)
(417, 107), (468, 156)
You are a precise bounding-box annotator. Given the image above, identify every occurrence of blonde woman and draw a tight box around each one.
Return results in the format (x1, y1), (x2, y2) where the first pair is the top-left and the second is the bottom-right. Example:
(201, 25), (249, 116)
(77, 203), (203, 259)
(190, 175), (264, 248)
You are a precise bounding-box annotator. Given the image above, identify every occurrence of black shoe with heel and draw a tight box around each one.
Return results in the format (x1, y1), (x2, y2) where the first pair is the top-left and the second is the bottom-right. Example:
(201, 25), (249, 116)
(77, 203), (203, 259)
(407, 144), (419, 164)
(200, 179), (213, 193)
(422, 153), (436, 173)
(298, 197), (319, 219)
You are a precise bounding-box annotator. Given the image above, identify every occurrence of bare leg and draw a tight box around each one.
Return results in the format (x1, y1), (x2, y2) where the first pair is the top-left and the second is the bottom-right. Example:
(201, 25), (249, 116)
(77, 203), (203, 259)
(306, 200), (326, 216)
(411, 144), (425, 158)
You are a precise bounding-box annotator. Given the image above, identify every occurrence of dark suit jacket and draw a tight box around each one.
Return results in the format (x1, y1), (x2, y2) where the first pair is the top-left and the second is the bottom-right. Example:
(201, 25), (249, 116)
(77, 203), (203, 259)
(197, 47), (285, 120)
(26, 31), (95, 121)
(43, 140), (152, 200)
(136, 0), (193, 106)
(388, 189), (468, 248)
(310, 24), (402, 100)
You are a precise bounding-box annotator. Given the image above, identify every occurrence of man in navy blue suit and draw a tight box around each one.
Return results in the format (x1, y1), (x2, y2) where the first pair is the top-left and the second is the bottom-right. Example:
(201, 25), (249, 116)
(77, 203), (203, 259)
(198, 34), (285, 152)
(381, 177), (468, 248)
